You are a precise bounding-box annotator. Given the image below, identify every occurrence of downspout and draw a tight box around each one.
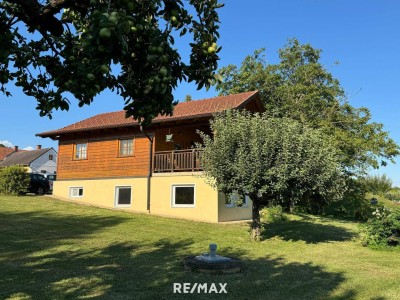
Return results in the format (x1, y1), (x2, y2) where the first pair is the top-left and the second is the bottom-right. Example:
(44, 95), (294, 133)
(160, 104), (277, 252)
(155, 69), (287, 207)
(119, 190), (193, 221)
(140, 125), (153, 213)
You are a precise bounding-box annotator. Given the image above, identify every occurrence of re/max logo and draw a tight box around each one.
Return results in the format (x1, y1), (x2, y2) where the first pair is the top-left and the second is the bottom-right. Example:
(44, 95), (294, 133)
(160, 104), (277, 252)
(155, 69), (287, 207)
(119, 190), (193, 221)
(173, 283), (227, 294)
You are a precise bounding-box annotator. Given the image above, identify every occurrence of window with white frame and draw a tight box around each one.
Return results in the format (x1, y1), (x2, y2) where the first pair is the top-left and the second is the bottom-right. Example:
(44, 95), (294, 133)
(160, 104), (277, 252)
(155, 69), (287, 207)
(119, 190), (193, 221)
(74, 143), (87, 159)
(70, 187), (84, 198)
(115, 186), (132, 207)
(119, 138), (134, 156)
(172, 184), (195, 207)
(225, 192), (249, 207)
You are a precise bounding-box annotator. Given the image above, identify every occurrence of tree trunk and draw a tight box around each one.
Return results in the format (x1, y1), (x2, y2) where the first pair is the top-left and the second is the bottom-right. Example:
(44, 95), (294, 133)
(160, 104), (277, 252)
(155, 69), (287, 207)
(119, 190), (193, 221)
(251, 200), (261, 241)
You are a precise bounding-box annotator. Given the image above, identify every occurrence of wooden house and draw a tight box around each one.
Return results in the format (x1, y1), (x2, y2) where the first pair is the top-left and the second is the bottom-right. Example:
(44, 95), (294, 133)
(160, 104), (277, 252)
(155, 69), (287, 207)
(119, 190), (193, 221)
(36, 91), (264, 222)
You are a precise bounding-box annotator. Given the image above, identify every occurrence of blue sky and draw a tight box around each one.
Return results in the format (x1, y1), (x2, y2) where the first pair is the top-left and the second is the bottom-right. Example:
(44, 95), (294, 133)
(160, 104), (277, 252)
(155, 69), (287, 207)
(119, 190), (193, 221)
(1, 0), (399, 185)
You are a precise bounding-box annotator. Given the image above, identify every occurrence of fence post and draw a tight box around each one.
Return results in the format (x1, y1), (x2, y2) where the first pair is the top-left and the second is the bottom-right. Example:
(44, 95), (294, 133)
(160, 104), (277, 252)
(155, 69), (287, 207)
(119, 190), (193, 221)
(171, 151), (174, 172)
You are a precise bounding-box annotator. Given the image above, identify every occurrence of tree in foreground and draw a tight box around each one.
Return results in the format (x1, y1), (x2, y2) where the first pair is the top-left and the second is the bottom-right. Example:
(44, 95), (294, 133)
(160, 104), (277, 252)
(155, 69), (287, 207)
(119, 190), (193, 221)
(217, 39), (399, 174)
(0, 0), (223, 123)
(199, 110), (347, 240)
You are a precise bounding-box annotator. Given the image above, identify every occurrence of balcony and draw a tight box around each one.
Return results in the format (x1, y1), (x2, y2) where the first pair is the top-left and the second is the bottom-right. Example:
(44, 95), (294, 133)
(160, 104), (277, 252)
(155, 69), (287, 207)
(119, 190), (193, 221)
(153, 149), (203, 173)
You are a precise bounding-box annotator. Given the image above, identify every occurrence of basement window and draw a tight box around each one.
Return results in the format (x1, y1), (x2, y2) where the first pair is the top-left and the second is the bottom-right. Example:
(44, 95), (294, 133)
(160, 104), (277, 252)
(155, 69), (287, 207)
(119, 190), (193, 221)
(115, 186), (132, 207)
(172, 185), (195, 207)
(70, 187), (84, 198)
(225, 192), (249, 208)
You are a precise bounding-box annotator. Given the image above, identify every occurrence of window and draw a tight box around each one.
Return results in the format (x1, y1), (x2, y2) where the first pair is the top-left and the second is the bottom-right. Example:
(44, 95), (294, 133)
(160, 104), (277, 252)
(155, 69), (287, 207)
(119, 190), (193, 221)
(74, 143), (87, 159)
(172, 185), (195, 207)
(47, 175), (57, 181)
(225, 192), (249, 208)
(70, 187), (83, 198)
(49, 154), (54, 160)
(119, 139), (134, 156)
(115, 186), (132, 207)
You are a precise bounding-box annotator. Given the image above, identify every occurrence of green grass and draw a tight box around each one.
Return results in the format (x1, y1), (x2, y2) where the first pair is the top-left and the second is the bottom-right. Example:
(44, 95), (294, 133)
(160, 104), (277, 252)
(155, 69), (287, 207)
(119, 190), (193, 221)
(1, 196), (400, 300)
(366, 192), (400, 210)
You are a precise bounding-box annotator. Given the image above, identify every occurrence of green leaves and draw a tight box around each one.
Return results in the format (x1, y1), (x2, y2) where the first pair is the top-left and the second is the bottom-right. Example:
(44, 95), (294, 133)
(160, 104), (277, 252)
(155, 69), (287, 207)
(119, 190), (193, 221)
(216, 38), (399, 174)
(0, 165), (30, 195)
(0, 0), (223, 124)
(199, 110), (347, 212)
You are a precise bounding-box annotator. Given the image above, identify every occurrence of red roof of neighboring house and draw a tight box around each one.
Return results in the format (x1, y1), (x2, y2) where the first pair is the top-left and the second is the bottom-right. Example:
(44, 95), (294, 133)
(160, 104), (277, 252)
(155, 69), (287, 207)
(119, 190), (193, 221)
(0, 147), (14, 161)
(37, 91), (262, 138)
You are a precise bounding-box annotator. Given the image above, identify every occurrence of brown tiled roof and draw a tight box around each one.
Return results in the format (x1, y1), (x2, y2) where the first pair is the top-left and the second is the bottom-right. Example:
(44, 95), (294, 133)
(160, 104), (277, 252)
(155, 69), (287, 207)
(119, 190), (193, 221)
(37, 91), (261, 138)
(0, 148), (52, 167)
(0, 147), (14, 161)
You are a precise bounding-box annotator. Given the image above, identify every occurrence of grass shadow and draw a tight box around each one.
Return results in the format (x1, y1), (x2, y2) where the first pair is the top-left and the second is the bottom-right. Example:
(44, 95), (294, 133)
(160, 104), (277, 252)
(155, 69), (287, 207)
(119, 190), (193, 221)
(0, 207), (358, 299)
(261, 218), (356, 244)
(0, 198), (376, 300)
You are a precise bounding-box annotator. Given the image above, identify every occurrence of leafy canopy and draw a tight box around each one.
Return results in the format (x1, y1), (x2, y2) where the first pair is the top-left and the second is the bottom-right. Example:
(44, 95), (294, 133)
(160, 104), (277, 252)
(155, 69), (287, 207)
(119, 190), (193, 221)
(0, 0), (223, 123)
(217, 39), (399, 173)
(199, 110), (347, 211)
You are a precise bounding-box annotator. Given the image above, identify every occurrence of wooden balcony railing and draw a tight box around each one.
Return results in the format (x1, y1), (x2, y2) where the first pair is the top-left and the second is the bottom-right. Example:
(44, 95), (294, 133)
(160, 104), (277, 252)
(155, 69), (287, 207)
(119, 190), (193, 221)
(153, 149), (203, 173)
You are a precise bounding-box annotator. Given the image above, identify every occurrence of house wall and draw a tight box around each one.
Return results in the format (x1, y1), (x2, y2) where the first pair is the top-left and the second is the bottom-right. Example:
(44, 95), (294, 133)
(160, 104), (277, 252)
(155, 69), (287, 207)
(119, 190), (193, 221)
(57, 132), (151, 180)
(243, 98), (263, 113)
(52, 172), (233, 223)
(52, 177), (149, 212)
(30, 149), (58, 174)
(150, 172), (219, 222)
(51, 123), (252, 223)
(217, 193), (252, 222)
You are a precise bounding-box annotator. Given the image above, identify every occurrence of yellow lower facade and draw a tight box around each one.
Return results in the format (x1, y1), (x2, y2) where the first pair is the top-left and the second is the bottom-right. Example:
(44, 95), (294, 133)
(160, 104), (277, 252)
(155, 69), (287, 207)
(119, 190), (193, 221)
(52, 172), (252, 223)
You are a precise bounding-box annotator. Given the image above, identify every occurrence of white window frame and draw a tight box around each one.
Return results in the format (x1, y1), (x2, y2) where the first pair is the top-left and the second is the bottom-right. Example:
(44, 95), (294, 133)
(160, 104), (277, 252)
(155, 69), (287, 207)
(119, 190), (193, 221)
(115, 186), (132, 208)
(119, 138), (134, 156)
(171, 184), (196, 208)
(74, 142), (87, 159)
(225, 192), (249, 208)
(69, 187), (84, 198)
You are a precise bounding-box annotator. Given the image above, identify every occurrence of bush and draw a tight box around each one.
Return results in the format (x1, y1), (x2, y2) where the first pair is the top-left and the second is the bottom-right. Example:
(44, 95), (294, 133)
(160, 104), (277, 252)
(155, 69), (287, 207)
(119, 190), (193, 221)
(361, 174), (393, 195)
(260, 205), (287, 223)
(360, 207), (400, 249)
(385, 189), (400, 203)
(0, 165), (30, 195)
(325, 178), (375, 220)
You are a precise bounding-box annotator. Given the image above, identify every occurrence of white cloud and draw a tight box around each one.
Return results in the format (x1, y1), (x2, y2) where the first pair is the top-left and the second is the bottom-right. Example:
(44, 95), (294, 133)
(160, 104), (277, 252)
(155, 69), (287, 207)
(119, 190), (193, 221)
(22, 146), (34, 151)
(0, 140), (13, 148)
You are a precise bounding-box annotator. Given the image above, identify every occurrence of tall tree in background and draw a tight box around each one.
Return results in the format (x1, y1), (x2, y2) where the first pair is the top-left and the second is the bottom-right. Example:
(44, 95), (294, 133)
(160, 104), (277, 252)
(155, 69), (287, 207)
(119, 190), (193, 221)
(0, 0), (223, 123)
(217, 39), (399, 174)
(199, 110), (346, 240)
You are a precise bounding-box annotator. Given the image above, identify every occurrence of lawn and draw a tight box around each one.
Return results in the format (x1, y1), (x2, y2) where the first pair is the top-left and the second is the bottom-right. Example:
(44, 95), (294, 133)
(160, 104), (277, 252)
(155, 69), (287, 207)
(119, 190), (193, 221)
(1, 196), (399, 300)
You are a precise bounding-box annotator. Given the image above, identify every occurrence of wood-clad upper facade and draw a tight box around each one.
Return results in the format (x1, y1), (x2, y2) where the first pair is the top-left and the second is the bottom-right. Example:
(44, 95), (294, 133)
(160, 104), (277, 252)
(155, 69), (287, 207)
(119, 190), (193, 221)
(37, 91), (263, 180)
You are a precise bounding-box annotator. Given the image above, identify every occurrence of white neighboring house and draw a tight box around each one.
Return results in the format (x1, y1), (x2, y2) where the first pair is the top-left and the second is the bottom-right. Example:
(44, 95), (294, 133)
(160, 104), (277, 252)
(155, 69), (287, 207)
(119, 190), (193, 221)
(0, 145), (57, 175)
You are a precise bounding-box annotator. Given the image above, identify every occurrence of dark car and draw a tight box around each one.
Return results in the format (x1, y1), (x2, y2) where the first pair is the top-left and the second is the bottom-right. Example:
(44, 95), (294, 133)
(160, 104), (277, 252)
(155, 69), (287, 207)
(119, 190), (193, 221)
(28, 173), (51, 195)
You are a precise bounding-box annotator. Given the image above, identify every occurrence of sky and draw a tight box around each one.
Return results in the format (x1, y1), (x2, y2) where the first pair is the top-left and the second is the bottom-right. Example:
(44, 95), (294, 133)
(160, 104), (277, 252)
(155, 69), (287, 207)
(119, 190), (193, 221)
(1, 0), (399, 185)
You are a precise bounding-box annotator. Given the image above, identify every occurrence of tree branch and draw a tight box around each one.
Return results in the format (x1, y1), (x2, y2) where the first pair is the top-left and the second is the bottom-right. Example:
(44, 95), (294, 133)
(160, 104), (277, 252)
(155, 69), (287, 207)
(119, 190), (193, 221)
(4, 0), (89, 36)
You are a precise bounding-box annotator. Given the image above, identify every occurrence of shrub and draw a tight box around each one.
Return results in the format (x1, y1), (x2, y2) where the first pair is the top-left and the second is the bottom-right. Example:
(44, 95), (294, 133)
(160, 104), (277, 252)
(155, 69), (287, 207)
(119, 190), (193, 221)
(0, 165), (30, 195)
(361, 174), (393, 195)
(260, 205), (287, 223)
(385, 189), (400, 203)
(325, 178), (375, 220)
(360, 207), (400, 249)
